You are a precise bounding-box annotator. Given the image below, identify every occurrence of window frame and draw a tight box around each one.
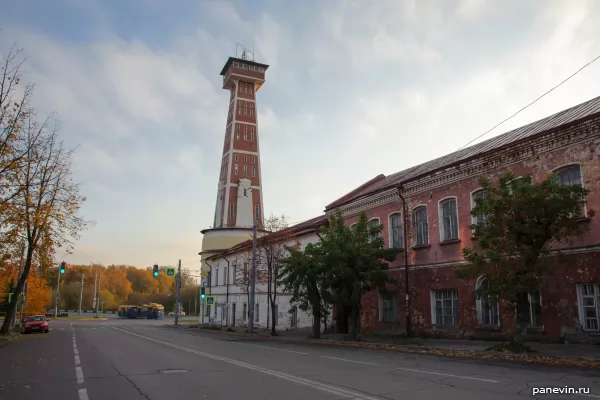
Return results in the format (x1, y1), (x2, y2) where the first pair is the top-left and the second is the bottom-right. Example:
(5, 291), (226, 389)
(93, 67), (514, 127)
(368, 218), (380, 242)
(430, 289), (459, 326)
(387, 212), (403, 249)
(412, 205), (429, 246)
(470, 188), (488, 235)
(576, 283), (600, 332)
(438, 196), (460, 242)
(552, 163), (587, 218)
(379, 292), (396, 323)
(475, 276), (500, 326)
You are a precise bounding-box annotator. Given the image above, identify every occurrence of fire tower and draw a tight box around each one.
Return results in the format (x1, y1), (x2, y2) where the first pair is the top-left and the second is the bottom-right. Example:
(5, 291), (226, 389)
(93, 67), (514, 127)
(200, 46), (269, 274)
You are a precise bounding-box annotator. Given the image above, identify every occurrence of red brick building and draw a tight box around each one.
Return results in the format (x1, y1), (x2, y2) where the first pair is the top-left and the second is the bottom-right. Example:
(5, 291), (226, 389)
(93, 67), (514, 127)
(325, 96), (600, 342)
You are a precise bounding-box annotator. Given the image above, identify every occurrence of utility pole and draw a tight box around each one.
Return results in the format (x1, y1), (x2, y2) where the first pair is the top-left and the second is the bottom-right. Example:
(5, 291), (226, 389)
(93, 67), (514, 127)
(92, 267), (98, 315)
(54, 263), (61, 318)
(78, 272), (84, 316)
(249, 219), (258, 333)
(95, 272), (101, 317)
(175, 259), (181, 326)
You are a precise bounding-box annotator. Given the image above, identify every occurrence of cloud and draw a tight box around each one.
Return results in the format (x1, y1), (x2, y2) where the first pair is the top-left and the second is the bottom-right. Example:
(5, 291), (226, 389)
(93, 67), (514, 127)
(1, 0), (599, 266)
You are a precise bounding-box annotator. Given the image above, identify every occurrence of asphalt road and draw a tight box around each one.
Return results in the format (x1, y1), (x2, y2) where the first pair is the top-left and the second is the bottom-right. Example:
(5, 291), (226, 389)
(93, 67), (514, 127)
(1, 319), (599, 400)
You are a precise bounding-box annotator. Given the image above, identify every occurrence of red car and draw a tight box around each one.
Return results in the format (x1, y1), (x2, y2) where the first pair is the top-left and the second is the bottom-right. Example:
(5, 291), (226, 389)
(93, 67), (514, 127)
(24, 315), (50, 334)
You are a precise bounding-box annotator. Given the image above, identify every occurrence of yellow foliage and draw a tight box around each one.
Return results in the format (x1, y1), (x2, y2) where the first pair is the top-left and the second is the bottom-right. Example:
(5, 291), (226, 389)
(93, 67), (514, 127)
(23, 271), (52, 315)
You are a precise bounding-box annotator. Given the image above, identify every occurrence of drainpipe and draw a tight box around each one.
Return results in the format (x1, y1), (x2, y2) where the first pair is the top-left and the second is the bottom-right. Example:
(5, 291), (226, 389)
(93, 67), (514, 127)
(396, 184), (412, 337)
(223, 256), (231, 326)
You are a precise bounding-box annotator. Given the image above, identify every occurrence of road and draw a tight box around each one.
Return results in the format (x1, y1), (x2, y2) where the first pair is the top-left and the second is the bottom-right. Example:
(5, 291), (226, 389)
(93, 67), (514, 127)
(0, 319), (598, 400)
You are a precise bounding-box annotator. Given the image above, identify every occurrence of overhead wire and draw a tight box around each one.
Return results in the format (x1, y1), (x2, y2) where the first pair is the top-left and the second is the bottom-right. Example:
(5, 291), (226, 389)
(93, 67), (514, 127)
(456, 53), (600, 152)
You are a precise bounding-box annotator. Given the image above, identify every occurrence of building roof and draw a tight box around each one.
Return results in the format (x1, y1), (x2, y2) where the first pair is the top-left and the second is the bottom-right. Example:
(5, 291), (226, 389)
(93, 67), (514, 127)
(205, 214), (328, 260)
(326, 95), (600, 210)
(220, 56), (270, 76)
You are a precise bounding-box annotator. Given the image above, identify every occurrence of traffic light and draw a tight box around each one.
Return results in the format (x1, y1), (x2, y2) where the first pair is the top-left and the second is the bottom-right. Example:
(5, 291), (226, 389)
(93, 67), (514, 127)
(153, 264), (159, 277)
(59, 262), (66, 274)
(200, 287), (205, 299)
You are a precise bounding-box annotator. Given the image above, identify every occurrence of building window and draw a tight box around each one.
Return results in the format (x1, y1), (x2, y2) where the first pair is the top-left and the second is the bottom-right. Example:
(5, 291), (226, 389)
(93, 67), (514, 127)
(432, 290), (458, 325)
(389, 213), (403, 249)
(368, 218), (380, 242)
(224, 266), (228, 285)
(413, 207), (429, 246)
(516, 291), (543, 328)
(252, 156), (256, 164)
(244, 155), (247, 163)
(215, 267), (219, 286)
(380, 292), (396, 323)
(244, 108), (247, 116)
(229, 202), (234, 219)
(238, 108), (242, 115)
(236, 126), (240, 140)
(250, 110), (254, 117)
(439, 198), (459, 242)
(476, 277), (499, 326)
(252, 166), (256, 177)
(251, 133), (255, 142)
(244, 101), (247, 107)
(350, 223), (357, 231)
(234, 154), (238, 162)
(232, 262), (237, 284)
(250, 103), (254, 109)
(250, 88), (253, 95)
(577, 283), (600, 331)
(243, 165), (247, 176)
(251, 126), (255, 134)
(234, 164), (238, 175)
(255, 204), (260, 220)
(556, 165), (585, 217)
(244, 132), (248, 141)
(471, 190), (488, 231)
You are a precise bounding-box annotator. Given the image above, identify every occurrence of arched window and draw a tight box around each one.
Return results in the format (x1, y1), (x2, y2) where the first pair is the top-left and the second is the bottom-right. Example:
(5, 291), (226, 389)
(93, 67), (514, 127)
(413, 206), (428, 246)
(555, 164), (586, 217)
(439, 197), (459, 241)
(388, 213), (403, 249)
(368, 218), (380, 242)
(476, 277), (499, 326)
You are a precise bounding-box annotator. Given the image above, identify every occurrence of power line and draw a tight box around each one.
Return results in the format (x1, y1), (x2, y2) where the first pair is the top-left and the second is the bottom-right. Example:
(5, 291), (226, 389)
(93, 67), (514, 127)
(457, 53), (600, 152)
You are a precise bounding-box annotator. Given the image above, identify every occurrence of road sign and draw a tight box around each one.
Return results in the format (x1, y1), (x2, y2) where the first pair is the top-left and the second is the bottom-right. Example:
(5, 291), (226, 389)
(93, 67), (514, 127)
(201, 271), (207, 277)
(179, 302), (183, 307)
(205, 296), (215, 305)
(166, 268), (175, 277)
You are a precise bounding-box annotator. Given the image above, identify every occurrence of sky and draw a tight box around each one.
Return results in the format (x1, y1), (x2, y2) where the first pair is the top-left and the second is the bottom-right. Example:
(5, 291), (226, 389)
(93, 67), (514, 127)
(1, 0), (599, 271)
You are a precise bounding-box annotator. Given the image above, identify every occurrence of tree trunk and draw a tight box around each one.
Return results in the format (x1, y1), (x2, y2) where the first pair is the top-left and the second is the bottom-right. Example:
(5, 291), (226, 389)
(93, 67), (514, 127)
(270, 298), (278, 336)
(347, 305), (359, 340)
(312, 304), (321, 339)
(322, 308), (328, 334)
(0, 245), (33, 334)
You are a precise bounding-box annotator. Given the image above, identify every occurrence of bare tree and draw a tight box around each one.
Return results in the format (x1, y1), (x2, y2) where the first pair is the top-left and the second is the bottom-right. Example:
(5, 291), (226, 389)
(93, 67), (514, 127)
(0, 43), (35, 213)
(234, 252), (266, 324)
(258, 214), (290, 336)
(1, 115), (91, 333)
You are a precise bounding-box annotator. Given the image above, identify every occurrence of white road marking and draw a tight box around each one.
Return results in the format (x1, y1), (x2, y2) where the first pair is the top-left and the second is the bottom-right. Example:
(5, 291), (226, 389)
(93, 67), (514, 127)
(321, 356), (375, 366)
(74, 348), (78, 355)
(394, 367), (499, 383)
(92, 328), (97, 330)
(102, 327), (107, 330)
(78, 388), (89, 400)
(111, 327), (383, 400)
(234, 342), (308, 355)
(74, 355), (80, 365)
(60, 328), (64, 330)
(75, 366), (84, 384)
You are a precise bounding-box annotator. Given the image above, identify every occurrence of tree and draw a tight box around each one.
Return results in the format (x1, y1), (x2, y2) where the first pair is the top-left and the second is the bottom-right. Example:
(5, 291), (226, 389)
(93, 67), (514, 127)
(258, 213), (290, 335)
(279, 242), (328, 338)
(234, 252), (266, 321)
(0, 43), (35, 215)
(456, 172), (592, 333)
(21, 270), (51, 315)
(0, 114), (90, 333)
(320, 209), (399, 339)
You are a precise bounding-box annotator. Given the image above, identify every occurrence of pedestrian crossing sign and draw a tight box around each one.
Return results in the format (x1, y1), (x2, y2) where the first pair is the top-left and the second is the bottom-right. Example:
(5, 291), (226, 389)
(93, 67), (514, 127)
(205, 296), (215, 305)
(166, 268), (175, 277)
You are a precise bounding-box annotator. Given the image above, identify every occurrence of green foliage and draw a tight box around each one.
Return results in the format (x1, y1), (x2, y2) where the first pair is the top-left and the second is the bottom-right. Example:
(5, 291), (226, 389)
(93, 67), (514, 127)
(456, 172), (592, 303)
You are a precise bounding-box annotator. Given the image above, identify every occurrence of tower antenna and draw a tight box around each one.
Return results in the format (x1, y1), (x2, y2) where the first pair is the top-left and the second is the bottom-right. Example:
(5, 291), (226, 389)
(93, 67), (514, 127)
(236, 42), (255, 61)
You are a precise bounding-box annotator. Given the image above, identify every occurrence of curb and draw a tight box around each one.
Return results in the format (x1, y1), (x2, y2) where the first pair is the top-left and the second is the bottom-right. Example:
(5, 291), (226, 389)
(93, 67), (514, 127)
(184, 325), (272, 339)
(305, 339), (600, 369)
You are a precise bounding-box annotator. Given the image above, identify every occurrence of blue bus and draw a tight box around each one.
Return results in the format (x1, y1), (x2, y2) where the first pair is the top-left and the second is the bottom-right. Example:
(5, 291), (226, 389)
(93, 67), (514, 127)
(118, 303), (164, 319)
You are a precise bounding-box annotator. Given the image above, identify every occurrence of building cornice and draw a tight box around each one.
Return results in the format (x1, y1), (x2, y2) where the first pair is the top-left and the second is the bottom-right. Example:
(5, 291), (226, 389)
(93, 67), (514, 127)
(332, 121), (600, 217)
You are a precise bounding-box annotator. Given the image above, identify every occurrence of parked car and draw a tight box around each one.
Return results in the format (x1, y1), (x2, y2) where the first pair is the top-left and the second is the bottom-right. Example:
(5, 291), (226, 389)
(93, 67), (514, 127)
(23, 315), (49, 334)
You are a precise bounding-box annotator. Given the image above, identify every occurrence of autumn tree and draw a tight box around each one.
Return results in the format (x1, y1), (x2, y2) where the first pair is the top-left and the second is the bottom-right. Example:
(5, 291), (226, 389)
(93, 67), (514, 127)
(0, 43), (35, 216)
(257, 213), (290, 335)
(321, 210), (399, 339)
(0, 114), (90, 334)
(456, 173), (592, 334)
(279, 242), (328, 338)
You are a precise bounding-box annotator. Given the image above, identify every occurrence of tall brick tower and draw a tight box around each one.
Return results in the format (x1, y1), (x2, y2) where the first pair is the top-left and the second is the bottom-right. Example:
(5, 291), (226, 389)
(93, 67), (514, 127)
(200, 47), (269, 276)
(213, 49), (268, 229)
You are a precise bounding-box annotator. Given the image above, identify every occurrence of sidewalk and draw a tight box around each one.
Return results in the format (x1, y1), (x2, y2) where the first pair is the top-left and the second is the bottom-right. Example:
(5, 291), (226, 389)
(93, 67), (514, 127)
(191, 324), (600, 369)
